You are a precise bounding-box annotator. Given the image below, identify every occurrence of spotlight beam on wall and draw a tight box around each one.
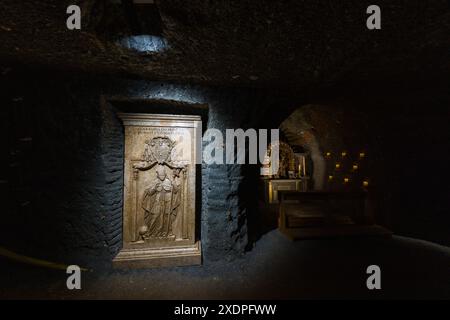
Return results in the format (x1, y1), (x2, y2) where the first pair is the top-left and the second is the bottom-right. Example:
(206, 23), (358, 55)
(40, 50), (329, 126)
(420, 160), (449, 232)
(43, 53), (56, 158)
(118, 0), (168, 53)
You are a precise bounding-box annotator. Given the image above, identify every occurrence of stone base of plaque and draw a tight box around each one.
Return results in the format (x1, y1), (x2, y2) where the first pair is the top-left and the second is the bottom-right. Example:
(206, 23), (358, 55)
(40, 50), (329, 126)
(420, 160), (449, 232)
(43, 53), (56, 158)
(113, 241), (201, 269)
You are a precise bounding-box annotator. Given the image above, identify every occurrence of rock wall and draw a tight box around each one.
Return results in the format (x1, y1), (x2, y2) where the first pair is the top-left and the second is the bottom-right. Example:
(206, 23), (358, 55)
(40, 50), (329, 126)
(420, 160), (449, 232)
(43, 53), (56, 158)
(1, 64), (448, 271)
(1, 66), (282, 267)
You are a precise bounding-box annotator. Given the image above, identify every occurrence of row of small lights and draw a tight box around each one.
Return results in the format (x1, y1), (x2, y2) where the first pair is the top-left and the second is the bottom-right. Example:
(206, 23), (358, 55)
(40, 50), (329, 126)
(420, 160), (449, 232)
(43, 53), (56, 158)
(325, 151), (369, 188)
(325, 151), (366, 158)
(327, 176), (370, 187)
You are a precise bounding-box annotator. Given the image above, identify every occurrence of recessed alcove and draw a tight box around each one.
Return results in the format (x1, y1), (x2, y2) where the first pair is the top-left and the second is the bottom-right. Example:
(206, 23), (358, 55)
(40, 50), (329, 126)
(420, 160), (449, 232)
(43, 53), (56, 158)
(256, 104), (391, 241)
(91, 0), (170, 53)
(102, 97), (209, 267)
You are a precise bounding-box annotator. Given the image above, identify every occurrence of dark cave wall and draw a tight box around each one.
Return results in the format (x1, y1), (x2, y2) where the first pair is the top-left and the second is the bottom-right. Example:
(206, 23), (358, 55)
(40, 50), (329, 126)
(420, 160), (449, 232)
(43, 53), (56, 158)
(345, 85), (450, 245)
(1, 67), (283, 267)
(1, 65), (449, 270)
(2, 71), (113, 266)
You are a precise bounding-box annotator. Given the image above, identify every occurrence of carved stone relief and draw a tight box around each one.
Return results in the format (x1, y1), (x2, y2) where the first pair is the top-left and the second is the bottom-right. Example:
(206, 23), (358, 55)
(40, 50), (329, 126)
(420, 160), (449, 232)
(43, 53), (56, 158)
(113, 113), (201, 268)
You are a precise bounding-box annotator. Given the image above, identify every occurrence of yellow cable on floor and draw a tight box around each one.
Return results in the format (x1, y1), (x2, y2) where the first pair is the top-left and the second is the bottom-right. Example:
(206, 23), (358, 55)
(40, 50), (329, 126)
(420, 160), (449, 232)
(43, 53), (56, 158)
(0, 246), (89, 271)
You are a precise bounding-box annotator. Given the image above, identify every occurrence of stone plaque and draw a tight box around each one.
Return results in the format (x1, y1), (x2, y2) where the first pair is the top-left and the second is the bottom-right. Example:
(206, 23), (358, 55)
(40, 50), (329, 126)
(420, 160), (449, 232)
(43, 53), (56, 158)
(113, 113), (202, 268)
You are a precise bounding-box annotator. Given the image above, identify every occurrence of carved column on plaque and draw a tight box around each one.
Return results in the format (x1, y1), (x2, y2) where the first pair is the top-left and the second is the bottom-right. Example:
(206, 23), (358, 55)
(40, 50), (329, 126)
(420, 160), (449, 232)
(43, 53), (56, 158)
(182, 167), (189, 239)
(131, 167), (139, 242)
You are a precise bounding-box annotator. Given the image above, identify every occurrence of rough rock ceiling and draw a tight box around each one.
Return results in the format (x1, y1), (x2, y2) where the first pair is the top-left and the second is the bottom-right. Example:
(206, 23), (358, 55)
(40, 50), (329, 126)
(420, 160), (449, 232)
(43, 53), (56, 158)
(1, 0), (449, 89)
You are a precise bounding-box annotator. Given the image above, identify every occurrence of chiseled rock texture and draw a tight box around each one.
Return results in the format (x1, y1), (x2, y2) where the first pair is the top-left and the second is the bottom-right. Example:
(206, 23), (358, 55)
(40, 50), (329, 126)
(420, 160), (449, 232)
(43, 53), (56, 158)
(0, 0), (448, 88)
(1, 1), (448, 269)
(2, 65), (449, 269)
(1, 68), (286, 267)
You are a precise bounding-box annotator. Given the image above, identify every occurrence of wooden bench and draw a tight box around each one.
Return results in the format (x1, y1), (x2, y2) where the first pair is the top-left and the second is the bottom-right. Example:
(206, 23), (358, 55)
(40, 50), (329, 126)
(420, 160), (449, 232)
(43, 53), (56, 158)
(278, 191), (391, 240)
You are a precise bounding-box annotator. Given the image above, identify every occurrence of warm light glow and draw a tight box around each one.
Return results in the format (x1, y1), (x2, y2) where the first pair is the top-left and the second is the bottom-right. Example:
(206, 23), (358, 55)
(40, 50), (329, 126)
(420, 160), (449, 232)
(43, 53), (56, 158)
(335, 163), (341, 169)
(344, 178), (349, 183)
(359, 152), (366, 158)
(353, 164), (358, 170)
(363, 180), (369, 187)
(341, 151), (347, 157)
(326, 152), (331, 157)
(328, 175), (333, 180)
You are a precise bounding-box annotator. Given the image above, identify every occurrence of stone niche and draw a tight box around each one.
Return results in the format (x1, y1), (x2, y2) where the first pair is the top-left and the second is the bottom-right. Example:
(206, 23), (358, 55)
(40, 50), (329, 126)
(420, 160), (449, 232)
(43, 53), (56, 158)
(113, 113), (202, 268)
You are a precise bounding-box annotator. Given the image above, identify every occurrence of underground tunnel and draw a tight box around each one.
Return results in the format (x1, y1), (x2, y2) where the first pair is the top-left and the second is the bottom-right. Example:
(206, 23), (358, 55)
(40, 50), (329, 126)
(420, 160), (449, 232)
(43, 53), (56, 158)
(0, 0), (449, 301)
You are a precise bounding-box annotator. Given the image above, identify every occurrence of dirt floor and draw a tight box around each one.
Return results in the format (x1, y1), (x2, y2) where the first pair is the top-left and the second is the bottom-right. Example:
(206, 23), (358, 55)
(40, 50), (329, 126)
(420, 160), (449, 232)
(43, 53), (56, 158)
(1, 230), (449, 299)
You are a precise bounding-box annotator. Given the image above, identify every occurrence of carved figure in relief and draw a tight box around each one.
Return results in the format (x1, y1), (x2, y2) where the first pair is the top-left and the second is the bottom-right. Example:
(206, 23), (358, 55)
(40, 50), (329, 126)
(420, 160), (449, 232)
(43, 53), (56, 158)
(133, 136), (187, 241)
(141, 165), (174, 238)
